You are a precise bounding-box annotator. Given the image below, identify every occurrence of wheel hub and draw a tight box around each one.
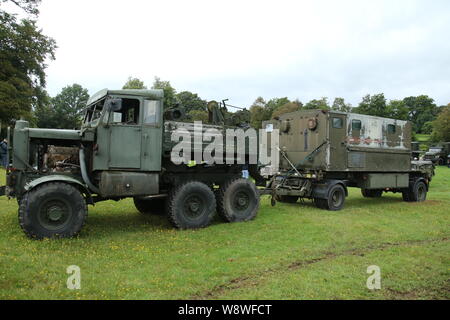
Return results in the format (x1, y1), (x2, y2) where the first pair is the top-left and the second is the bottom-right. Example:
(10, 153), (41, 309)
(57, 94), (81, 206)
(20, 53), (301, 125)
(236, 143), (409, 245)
(47, 206), (64, 221)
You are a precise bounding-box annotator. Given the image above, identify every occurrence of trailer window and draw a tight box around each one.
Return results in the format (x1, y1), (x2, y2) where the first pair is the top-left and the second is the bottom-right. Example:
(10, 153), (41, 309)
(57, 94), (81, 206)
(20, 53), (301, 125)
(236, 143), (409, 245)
(332, 117), (343, 129)
(352, 119), (361, 130)
(387, 124), (396, 134)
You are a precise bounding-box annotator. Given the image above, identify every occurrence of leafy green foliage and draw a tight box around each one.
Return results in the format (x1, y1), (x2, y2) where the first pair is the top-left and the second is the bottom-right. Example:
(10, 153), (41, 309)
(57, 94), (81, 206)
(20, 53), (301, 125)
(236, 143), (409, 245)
(353, 94), (387, 117)
(271, 102), (301, 119)
(177, 91), (207, 113)
(1, 0), (41, 16)
(122, 77), (147, 90)
(187, 110), (208, 122)
(403, 95), (439, 133)
(332, 97), (352, 112)
(35, 84), (89, 129)
(0, 10), (56, 125)
(430, 104), (450, 142)
(152, 76), (178, 109)
(304, 97), (330, 110)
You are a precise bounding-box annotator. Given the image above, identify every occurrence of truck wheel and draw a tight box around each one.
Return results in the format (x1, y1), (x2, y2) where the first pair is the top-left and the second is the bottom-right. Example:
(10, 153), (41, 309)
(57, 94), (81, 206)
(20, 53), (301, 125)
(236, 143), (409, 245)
(438, 158), (444, 166)
(322, 184), (346, 211)
(275, 195), (299, 203)
(18, 182), (87, 239)
(361, 189), (382, 198)
(167, 181), (216, 229)
(217, 178), (260, 222)
(409, 180), (427, 202)
(313, 198), (328, 209)
(133, 197), (165, 215)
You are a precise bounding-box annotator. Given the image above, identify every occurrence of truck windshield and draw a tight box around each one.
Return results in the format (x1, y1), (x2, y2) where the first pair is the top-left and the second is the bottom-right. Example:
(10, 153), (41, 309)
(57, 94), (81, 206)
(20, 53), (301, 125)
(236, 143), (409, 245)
(83, 98), (105, 125)
(429, 148), (442, 152)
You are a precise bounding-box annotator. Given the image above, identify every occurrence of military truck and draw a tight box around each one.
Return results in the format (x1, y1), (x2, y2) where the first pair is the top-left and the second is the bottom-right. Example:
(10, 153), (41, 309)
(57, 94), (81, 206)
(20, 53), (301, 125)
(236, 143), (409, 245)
(1, 89), (263, 239)
(423, 143), (450, 165)
(263, 110), (435, 210)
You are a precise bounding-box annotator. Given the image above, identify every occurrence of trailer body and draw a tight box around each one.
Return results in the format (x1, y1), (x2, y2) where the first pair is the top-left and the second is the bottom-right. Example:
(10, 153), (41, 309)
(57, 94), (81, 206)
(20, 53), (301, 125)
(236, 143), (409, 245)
(263, 110), (434, 210)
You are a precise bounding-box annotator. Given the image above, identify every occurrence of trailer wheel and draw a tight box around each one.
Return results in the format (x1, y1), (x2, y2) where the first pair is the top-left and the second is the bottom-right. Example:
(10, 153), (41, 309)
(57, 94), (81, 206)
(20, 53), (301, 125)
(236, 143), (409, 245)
(407, 180), (427, 202)
(133, 197), (166, 215)
(275, 195), (299, 203)
(167, 181), (216, 229)
(217, 178), (260, 222)
(361, 189), (382, 198)
(320, 184), (346, 211)
(18, 182), (87, 239)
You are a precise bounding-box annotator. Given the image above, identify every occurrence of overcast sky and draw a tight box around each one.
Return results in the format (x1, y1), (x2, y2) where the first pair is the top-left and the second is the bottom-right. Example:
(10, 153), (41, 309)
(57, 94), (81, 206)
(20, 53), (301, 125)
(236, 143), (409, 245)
(32, 0), (450, 108)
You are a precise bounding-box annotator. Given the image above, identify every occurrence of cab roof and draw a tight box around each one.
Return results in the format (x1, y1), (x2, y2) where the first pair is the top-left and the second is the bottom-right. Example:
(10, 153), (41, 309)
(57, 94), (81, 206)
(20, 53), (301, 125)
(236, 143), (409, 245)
(86, 89), (164, 106)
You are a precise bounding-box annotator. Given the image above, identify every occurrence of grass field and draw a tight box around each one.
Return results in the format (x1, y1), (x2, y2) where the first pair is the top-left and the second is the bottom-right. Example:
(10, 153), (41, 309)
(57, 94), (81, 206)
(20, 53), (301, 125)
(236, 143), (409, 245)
(0, 168), (449, 300)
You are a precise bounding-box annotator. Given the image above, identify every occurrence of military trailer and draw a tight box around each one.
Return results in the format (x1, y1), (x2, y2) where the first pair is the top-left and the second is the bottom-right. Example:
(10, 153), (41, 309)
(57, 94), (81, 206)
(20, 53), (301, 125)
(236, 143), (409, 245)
(263, 110), (434, 210)
(1, 89), (263, 239)
(423, 142), (450, 165)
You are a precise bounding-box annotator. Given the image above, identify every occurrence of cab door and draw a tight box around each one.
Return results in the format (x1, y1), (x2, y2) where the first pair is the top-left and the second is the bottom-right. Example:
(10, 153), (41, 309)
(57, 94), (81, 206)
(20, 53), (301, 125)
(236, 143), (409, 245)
(140, 99), (162, 171)
(329, 114), (347, 171)
(108, 98), (142, 169)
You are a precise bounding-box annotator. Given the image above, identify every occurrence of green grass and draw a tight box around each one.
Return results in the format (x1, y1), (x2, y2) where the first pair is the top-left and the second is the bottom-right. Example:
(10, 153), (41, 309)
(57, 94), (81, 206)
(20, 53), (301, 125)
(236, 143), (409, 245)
(0, 168), (449, 300)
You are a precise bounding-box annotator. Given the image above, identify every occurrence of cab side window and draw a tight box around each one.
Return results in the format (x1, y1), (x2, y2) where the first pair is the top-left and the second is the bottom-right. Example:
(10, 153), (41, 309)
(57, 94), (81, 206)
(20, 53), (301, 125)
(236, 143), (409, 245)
(142, 100), (160, 125)
(332, 117), (343, 129)
(111, 98), (140, 125)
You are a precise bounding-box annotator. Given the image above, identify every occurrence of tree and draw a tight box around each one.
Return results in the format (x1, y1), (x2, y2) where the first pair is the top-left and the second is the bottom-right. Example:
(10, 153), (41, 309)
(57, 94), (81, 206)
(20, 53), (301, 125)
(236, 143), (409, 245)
(353, 94), (387, 117)
(402, 95), (438, 133)
(152, 76), (178, 109)
(122, 77), (147, 89)
(249, 97), (267, 129)
(0, 9), (56, 126)
(177, 91), (207, 113)
(430, 104), (450, 142)
(271, 102), (301, 119)
(1, 0), (41, 16)
(35, 84), (89, 129)
(386, 100), (408, 120)
(187, 110), (208, 122)
(304, 97), (330, 110)
(265, 97), (290, 118)
(332, 97), (351, 112)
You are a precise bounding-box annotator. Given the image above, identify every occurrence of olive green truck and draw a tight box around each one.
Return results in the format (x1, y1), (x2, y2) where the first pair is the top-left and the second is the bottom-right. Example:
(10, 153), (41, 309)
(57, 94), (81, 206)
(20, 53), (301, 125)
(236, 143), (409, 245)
(263, 110), (435, 210)
(0, 90), (435, 239)
(1, 89), (263, 239)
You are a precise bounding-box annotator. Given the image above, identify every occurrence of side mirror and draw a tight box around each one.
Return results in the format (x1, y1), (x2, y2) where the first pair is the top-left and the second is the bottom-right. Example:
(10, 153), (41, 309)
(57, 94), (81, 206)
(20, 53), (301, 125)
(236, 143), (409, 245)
(106, 98), (122, 112)
(104, 98), (122, 127)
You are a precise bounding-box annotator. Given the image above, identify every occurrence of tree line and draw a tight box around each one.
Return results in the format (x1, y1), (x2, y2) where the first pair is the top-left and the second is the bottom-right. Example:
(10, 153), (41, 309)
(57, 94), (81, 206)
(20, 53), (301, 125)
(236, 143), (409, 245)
(0, 1), (449, 142)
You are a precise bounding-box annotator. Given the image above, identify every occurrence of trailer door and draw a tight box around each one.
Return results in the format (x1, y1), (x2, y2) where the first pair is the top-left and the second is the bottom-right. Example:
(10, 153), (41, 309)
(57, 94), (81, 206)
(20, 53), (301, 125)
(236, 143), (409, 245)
(329, 114), (347, 171)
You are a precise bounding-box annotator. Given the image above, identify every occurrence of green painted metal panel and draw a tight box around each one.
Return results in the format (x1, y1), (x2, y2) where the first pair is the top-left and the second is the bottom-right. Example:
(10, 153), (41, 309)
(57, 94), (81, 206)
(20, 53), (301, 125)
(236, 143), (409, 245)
(108, 125), (141, 168)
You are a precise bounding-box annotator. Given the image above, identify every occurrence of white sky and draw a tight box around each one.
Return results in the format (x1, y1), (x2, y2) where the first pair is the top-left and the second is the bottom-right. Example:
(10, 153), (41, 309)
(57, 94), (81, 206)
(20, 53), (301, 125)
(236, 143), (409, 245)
(28, 0), (450, 108)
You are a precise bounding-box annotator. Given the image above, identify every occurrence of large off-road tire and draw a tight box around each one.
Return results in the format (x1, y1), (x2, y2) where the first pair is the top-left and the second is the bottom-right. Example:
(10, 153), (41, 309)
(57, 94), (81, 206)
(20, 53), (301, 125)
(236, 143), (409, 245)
(361, 189), (383, 198)
(167, 181), (216, 229)
(217, 178), (260, 222)
(18, 182), (87, 239)
(318, 184), (346, 211)
(133, 197), (166, 215)
(313, 197), (328, 209)
(275, 195), (299, 203)
(438, 158), (444, 166)
(403, 180), (427, 202)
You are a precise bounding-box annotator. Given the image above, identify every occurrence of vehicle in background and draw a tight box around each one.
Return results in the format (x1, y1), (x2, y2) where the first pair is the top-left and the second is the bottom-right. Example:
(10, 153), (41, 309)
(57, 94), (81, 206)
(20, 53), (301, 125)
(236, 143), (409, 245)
(423, 142), (450, 165)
